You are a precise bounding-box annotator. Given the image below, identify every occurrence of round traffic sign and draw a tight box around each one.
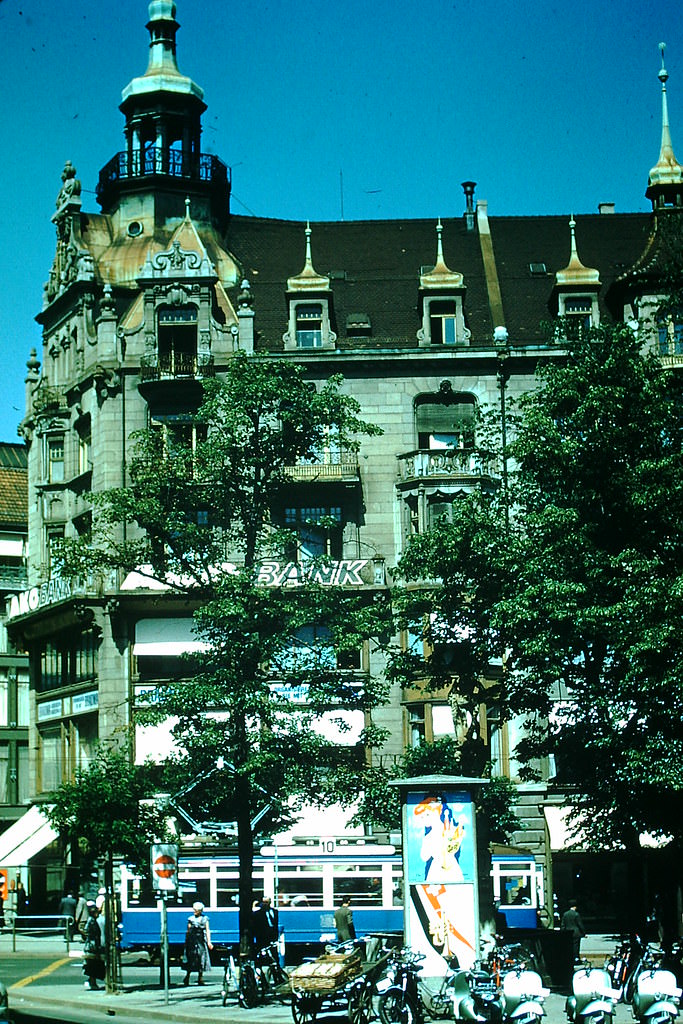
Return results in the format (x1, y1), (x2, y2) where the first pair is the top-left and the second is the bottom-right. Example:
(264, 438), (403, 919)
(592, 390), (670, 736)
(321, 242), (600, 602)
(154, 854), (176, 879)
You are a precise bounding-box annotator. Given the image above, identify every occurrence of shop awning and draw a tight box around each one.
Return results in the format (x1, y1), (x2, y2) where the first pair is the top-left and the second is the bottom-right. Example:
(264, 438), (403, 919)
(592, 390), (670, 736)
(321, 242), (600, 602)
(0, 805), (58, 868)
(133, 617), (209, 656)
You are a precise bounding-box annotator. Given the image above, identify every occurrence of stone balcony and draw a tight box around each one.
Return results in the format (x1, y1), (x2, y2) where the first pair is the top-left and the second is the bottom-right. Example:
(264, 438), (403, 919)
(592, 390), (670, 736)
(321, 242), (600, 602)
(397, 447), (499, 491)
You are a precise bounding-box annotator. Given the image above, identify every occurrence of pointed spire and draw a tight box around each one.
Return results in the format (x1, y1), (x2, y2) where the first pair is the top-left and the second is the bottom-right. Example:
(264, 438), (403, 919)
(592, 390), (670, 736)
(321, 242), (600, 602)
(420, 219), (464, 289)
(287, 222), (330, 291)
(647, 43), (683, 200)
(555, 216), (600, 286)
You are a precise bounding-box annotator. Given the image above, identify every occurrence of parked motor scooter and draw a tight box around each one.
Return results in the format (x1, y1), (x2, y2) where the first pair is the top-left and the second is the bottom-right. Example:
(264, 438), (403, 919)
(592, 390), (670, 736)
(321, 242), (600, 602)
(631, 947), (681, 1024)
(566, 961), (618, 1024)
(502, 965), (549, 1024)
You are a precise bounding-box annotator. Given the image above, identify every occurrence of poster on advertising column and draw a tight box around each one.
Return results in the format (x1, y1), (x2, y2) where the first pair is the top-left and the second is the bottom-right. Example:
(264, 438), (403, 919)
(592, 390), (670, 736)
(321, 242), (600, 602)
(405, 788), (479, 974)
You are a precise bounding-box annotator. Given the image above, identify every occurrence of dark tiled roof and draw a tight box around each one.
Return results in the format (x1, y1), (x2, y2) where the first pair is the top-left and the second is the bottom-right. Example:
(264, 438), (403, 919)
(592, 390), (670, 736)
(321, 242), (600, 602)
(0, 443), (27, 470)
(0, 467), (28, 527)
(225, 212), (652, 351)
(226, 215), (491, 350)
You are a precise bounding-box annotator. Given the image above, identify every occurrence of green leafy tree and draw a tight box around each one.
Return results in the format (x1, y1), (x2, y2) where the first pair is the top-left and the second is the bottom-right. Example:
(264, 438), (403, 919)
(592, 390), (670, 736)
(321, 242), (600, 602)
(46, 747), (168, 993)
(57, 355), (387, 953)
(389, 324), (683, 858)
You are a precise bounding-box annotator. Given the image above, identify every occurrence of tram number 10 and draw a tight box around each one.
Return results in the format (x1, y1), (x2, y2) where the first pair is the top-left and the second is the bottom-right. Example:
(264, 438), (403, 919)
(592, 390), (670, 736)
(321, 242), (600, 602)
(320, 837), (336, 855)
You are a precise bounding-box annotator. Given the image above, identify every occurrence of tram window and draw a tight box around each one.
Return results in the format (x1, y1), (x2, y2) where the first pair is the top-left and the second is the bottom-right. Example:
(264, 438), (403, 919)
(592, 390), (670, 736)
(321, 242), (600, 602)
(216, 886), (239, 907)
(277, 867), (323, 906)
(334, 864), (384, 905)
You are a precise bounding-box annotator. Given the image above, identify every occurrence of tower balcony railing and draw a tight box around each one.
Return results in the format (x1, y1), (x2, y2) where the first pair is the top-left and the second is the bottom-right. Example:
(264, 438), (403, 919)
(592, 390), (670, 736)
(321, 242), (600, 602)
(139, 353), (215, 382)
(96, 149), (231, 201)
(397, 447), (499, 486)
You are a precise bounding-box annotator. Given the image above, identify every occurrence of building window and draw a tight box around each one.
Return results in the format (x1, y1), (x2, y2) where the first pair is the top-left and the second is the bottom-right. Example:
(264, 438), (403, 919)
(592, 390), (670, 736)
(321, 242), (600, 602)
(407, 704), (426, 747)
(429, 300), (458, 345)
(45, 525), (65, 572)
(46, 435), (65, 483)
(157, 304), (198, 376)
(39, 631), (98, 694)
(415, 393), (476, 449)
(284, 506), (343, 561)
(38, 726), (63, 792)
(295, 304), (323, 348)
(562, 297), (593, 332)
(77, 419), (91, 475)
(658, 318), (683, 355)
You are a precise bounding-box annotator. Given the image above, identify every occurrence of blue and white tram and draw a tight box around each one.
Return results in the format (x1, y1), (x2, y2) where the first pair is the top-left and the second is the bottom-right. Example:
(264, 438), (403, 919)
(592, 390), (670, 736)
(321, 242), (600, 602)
(120, 840), (403, 957)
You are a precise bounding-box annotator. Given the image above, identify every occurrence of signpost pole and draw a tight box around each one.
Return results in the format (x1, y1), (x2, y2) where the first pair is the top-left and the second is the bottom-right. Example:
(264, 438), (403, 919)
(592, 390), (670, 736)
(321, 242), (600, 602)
(160, 895), (169, 1004)
(151, 843), (178, 1003)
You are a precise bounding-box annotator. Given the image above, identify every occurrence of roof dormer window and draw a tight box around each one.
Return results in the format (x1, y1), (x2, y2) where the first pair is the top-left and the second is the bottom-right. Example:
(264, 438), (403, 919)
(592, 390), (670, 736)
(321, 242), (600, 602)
(554, 217), (601, 333)
(296, 304), (323, 348)
(284, 224), (337, 351)
(429, 300), (458, 345)
(417, 220), (469, 348)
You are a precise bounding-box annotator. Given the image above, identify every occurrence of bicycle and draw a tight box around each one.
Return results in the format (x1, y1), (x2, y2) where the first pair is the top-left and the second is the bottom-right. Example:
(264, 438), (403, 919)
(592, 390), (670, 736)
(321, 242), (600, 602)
(221, 946), (241, 1007)
(239, 940), (290, 1008)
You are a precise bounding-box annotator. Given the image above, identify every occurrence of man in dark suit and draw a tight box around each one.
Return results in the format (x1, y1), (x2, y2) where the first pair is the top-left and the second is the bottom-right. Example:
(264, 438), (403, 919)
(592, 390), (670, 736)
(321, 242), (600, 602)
(251, 896), (278, 953)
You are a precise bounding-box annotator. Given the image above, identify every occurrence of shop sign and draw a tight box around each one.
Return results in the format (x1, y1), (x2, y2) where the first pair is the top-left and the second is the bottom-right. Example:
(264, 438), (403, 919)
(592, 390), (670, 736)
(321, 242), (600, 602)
(72, 690), (98, 715)
(8, 576), (73, 619)
(37, 699), (62, 722)
(256, 559), (369, 587)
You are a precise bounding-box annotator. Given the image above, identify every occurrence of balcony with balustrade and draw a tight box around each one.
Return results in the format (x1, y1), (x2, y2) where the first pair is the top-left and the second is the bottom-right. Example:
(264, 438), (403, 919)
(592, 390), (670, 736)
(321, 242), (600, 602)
(397, 446), (499, 494)
(285, 450), (361, 484)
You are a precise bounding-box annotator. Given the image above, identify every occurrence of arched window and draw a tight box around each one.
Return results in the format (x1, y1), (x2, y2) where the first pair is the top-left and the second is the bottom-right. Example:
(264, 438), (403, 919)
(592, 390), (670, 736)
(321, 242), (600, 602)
(415, 390), (476, 450)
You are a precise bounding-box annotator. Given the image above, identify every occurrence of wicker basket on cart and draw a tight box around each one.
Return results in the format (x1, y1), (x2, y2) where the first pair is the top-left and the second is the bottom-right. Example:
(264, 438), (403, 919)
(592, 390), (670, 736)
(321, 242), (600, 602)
(290, 951), (362, 992)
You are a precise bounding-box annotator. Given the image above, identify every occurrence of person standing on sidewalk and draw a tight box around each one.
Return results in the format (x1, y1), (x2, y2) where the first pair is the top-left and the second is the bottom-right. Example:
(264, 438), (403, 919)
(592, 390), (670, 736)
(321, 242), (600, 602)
(334, 896), (355, 943)
(561, 901), (586, 962)
(82, 903), (105, 990)
(182, 901), (213, 986)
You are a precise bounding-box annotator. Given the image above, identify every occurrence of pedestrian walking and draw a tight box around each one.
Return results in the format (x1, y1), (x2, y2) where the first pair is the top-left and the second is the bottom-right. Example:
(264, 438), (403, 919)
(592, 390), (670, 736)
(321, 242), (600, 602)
(15, 881), (27, 916)
(334, 895), (355, 942)
(182, 901), (213, 986)
(59, 891), (77, 940)
(561, 901), (586, 962)
(74, 892), (88, 939)
(82, 903), (105, 990)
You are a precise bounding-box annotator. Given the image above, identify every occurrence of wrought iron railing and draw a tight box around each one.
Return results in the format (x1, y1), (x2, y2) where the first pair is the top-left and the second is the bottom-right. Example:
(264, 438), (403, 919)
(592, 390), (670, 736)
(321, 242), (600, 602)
(139, 354), (215, 381)
(97, 150), (230, 200)
(286, 450), (360, 481)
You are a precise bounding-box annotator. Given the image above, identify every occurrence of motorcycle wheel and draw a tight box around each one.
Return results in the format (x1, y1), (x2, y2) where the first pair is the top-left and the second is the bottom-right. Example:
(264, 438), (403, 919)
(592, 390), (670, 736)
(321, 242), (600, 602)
(378, 986), (418, 1024)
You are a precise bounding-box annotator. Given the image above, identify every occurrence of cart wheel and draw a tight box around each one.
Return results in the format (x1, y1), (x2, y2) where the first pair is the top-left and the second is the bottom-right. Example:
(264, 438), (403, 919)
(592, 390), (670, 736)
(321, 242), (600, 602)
(292, 992), (321, 1024)
(348, 980), (374, 1024)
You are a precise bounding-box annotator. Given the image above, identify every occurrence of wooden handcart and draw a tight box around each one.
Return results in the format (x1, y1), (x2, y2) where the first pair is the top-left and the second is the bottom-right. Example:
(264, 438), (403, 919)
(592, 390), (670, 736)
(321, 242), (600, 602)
(289, 946), (391, 1024)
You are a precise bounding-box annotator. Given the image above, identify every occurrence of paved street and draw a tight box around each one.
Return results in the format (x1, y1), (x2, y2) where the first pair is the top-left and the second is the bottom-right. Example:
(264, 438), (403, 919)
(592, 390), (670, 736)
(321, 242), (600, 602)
(0, 932), (632, 1024)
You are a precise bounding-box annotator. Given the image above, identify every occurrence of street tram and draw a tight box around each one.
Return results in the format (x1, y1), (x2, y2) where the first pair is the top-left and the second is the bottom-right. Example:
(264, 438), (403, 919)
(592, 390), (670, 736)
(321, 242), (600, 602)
(119, 840), (403, 957)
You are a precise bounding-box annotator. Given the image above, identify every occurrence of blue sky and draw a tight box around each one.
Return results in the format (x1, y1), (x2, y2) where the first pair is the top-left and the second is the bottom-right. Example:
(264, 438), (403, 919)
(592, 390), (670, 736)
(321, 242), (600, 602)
(0, 0), (682, 443)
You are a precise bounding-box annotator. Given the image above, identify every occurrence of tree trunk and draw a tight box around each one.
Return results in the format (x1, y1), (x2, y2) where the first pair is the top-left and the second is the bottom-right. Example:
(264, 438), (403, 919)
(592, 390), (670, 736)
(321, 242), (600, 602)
(104, 851), (121, 994)
(237, 783), (254, 958)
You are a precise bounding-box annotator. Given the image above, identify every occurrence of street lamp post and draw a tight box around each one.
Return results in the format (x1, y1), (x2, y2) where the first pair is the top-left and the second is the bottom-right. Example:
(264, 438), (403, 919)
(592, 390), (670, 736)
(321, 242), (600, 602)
(494, 326), (511, 531)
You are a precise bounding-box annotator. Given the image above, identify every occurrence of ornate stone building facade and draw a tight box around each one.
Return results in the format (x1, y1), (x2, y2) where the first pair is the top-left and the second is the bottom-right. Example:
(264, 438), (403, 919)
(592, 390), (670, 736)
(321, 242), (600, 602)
(6, 4), (681, 920)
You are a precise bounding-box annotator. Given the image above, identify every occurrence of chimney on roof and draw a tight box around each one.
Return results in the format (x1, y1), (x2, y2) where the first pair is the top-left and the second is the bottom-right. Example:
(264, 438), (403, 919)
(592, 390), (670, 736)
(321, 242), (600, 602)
(462, 181), (476, 231)
(598, 202), (616, 214)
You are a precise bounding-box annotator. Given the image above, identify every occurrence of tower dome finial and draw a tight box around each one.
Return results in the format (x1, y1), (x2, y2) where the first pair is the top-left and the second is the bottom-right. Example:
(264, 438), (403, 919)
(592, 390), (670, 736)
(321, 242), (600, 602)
(647, 42), (683, 204)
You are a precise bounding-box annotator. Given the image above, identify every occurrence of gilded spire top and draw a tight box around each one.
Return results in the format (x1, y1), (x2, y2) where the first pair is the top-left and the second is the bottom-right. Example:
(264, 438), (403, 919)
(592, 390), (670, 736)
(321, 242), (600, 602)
(555, 216), (600, 287)
(648, 42), (683, 191)
(420, 219), (464, 289)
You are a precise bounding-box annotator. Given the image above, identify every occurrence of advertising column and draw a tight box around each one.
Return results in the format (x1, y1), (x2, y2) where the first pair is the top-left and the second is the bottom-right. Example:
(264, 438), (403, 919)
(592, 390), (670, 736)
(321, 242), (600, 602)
(393, 775), (487, 975)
